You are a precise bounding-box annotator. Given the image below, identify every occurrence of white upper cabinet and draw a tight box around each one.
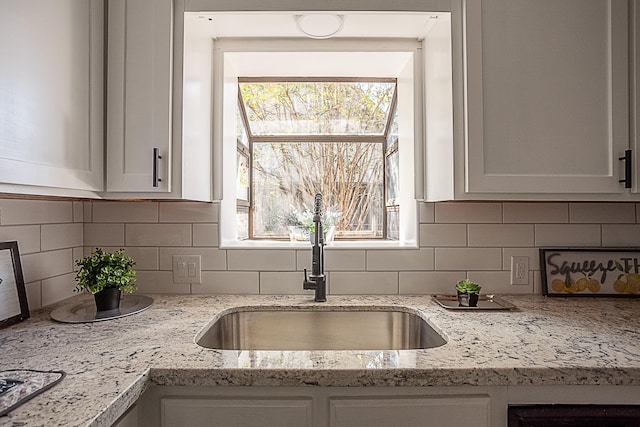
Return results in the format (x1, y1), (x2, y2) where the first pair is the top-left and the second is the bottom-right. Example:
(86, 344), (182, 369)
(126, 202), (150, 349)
(0, 0), (104, 196)
(442, 0), (632, 199)
(106, 0), (211, 200)
(106, 0), (173, 193)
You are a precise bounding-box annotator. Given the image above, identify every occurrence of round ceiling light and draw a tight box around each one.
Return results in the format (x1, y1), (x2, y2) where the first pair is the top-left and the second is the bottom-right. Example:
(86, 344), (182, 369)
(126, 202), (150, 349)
(296, 14), (344, 39)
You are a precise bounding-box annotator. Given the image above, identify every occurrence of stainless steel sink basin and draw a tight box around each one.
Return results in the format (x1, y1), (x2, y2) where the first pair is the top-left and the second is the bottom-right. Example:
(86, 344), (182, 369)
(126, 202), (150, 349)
(196, 309), (446, 351)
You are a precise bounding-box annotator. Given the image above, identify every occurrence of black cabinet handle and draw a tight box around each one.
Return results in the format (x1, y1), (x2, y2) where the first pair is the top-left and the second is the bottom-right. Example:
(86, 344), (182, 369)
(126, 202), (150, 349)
(153, 147), (162, 188)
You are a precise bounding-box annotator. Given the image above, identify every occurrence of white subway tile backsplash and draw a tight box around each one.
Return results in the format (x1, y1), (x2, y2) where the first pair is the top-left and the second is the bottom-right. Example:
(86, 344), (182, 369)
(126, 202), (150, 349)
(435, 202), (501, 223)
(99, 247), (159, 271)
(467, 270), (532, 294)
(533, 271), (544, 295)
(366, 248), (434, 271)
(503, 203), (568, 224)
(72, 247), (84, 271)
(419, 203), (435, 223)
(228, 249), (295, 271)
(84, 224), (125, 247)
(194, 272), (259, 294)
(159, 202), (218, 223)
(92, 202), (158, 223)
(4, 195), (637, 306)
(158, 247), (226, 271)
(601, 225), (640, 247)
(468, 224), (534, 247)
(502, 248), (540, 271)
(0, 199), (72, 225)
(435, 248), (502, 270)
(324, 250), (366, 271)
(83, 202), (92, 223)
(260, 272), (306, 294)
(41, 223), (83, 251)
(24, 281), (42, 311)
(329, 272), (397, 295)
(569, 203), (635, 224)
(296, 249), (312, 271)
(0, 225), (40, 254)
(41, 273), (76, 306)
(534, 224), (601, 247)
(135, 271), (190, 293)
(399, 271), (464, 294)
(73, 202), (84, 223)
(126, 224), (192, 247)
(21, 249), (73, 283)
(193, 224), (219, 247)
(419, 224), (467, 247)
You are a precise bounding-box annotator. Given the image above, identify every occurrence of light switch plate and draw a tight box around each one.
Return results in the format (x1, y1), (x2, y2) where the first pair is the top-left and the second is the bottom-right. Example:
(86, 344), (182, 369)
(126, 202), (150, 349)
(173, 255), (202, 284)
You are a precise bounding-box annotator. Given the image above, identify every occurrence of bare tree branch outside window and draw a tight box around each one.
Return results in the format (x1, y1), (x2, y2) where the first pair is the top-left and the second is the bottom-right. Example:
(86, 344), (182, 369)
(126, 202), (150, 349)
(239, 80), (397, 240)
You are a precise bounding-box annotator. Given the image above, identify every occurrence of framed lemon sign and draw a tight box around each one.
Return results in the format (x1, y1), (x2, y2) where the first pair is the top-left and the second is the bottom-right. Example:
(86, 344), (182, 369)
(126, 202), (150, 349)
(541, 248), (640, 297)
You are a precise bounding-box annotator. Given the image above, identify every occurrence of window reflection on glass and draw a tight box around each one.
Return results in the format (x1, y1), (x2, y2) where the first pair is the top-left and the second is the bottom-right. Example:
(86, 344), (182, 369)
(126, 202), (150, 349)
(236, 103), (249, 147)
(386, 206), (399, 241)
(236, 208), (249, 241)
(385, 150), (399, 202)
(236, 150), (249, 201)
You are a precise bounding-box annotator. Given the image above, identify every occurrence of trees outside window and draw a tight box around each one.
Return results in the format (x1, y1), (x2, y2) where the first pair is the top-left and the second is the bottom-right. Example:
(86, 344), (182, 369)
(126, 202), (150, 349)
(237, 79), (399, 240)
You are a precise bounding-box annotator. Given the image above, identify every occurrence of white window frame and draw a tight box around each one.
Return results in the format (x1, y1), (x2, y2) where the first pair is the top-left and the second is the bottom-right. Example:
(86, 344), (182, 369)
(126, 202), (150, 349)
(213, 39), (422, 249)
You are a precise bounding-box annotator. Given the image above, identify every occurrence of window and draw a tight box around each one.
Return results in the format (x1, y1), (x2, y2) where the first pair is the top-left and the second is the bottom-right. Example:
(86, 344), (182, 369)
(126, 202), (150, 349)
(236, 79), (398, 241)
(212, 42), (421, 247)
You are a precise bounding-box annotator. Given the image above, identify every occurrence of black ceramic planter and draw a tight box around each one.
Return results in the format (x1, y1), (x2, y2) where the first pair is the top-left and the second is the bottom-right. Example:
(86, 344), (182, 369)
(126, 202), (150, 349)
(94, 288), (122, 312)
(457, 291), (479, 307)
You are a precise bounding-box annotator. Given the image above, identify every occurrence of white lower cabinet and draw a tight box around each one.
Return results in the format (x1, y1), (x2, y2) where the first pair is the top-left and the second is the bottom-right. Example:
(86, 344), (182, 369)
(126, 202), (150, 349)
(135, 384), (640, 427)
(138, 386), (496, 427)
(329, 396), (490, 427)
(161, 397), (313, 427)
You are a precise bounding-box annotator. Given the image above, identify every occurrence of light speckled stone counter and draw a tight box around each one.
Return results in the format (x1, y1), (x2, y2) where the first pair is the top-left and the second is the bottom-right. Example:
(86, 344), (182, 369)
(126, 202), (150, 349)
(1, 294), (639, 426)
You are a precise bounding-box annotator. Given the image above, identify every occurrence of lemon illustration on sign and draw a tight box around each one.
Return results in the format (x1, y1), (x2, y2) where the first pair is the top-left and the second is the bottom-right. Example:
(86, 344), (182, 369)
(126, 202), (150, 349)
(551, 278), (566, 293)
(576, 277), (588, 292)
(586, 278), (600, 293)
(612, 273), (640, 294)
(625, 273), (640, 293)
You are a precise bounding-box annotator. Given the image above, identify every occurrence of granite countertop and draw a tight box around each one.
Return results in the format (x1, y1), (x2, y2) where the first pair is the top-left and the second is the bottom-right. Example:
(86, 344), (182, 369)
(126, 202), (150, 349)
(1, 294), (639, 426)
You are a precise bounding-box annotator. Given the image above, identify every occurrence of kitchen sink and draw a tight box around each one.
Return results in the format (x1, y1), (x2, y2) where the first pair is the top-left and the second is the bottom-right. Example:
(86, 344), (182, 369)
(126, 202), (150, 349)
(195, 309), (446, 351)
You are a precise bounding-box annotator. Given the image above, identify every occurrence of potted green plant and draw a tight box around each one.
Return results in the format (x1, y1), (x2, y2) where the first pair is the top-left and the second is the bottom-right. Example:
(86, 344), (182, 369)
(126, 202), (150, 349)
(75, 248), (137, 312)
(455, 279), (482, 307)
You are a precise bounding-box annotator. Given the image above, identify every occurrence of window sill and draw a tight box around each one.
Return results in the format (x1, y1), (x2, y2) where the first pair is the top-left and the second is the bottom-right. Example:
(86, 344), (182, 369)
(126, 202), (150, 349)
(220, 240), (419, 250)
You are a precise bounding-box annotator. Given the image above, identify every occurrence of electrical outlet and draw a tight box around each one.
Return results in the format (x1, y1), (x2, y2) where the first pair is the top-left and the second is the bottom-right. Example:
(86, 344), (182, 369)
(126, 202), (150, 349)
(173, 255), (202, 284)
(510, 256), (529, 285)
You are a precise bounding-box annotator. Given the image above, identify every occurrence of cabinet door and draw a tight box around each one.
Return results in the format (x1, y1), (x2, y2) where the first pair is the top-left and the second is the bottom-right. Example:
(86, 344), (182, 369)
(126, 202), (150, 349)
(107, 0), (173, 192)
(464, 0), (629, 194)
(160, 397), (313, 427)
(330, 395), (490, 427)
(0, 0), (103, 194)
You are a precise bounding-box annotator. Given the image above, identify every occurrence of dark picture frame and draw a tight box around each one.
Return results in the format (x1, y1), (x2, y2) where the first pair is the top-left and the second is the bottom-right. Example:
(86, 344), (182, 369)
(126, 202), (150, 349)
(0, 241), (29, 328)
(540, 248), (640, 297)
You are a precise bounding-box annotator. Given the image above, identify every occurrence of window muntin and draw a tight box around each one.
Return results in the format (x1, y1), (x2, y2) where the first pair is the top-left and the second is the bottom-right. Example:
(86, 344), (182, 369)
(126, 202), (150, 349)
(239, 78), (398, 241)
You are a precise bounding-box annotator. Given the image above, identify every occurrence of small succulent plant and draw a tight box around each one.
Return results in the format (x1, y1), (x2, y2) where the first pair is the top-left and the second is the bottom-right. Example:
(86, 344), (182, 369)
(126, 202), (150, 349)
(455, 279), (482, 295)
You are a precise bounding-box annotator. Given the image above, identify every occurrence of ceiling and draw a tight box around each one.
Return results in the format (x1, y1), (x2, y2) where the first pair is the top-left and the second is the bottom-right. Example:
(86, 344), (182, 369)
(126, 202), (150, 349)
(185, 12), (444, 40)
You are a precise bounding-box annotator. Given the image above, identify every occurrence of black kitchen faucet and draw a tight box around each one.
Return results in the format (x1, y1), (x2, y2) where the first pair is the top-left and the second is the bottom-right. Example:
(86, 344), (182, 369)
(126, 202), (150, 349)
(303, 193), (327, 302)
